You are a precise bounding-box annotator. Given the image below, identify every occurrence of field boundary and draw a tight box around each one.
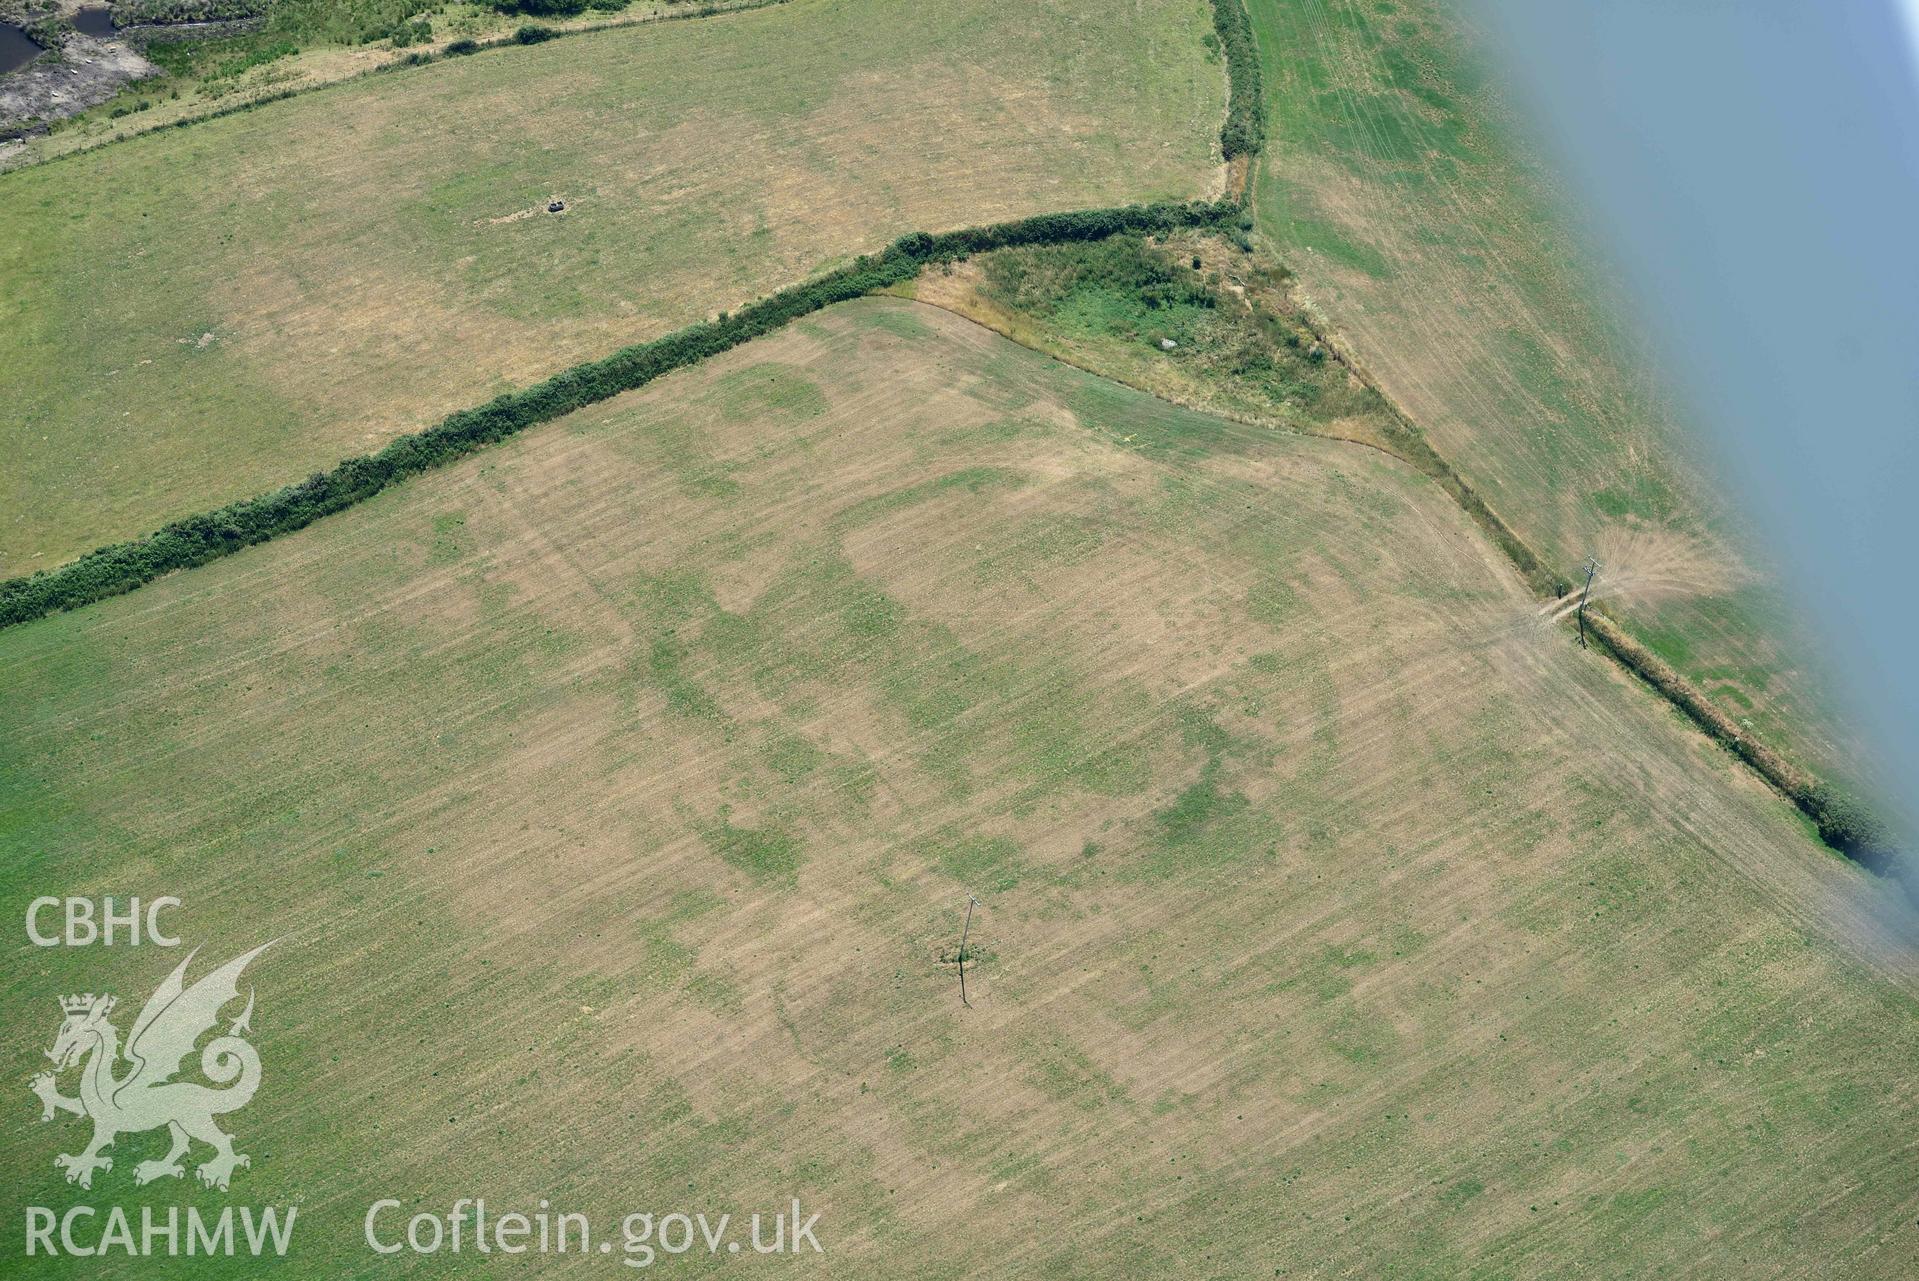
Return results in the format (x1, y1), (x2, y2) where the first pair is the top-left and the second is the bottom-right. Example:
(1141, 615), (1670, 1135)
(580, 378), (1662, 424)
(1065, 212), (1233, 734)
(1210, 0), (1262, 163)
(0, 201), (1237, 629)
(6, 0), (1893, 879)
(902, 216), (1899, 881)
(1280, 264), (1903, 881)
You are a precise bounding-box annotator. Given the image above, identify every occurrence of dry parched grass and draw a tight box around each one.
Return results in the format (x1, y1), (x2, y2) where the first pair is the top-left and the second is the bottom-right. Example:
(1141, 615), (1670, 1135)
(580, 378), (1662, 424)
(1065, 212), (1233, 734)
(2, 301), (1915, 1278)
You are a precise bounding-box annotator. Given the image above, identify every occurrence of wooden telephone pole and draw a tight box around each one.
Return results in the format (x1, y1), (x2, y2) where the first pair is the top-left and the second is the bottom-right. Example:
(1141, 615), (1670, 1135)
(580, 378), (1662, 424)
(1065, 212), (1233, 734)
(958, 895), (980, 1008)
(1576, 556), (1600, 649)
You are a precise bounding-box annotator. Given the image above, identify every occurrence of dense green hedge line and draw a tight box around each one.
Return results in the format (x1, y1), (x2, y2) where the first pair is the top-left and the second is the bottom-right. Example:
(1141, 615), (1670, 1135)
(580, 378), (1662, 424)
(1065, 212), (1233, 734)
(111, 0), (268, 24)
(1584, 609), (1913, 897)
(0, 201), (1235, 630)
(1210, 0), (1264, 160)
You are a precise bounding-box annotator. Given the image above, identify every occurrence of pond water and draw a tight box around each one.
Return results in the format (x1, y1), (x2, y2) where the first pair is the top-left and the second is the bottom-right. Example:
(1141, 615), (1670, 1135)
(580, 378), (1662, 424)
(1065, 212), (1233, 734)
(0, 24), (44, 76)
(72, 6), (116, 37)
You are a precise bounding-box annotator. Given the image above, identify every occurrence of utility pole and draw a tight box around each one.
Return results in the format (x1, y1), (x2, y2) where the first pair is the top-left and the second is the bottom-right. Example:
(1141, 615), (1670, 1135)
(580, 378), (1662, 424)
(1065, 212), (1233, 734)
(1576, 556), (1600, 649)
(957, 895), (980, 1008)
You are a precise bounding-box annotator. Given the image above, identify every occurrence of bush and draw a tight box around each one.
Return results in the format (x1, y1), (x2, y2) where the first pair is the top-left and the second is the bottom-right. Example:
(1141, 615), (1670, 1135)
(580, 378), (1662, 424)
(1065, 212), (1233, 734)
(514, 23), (558, 43)
(110, 0), (268, 24)
(264, 0), (438, 47)
(0, 201), (1234, 630)
(979, 234), (1215, 323)
(1210, 0), (1264, 161)
(445, 38), (480, 55)
(1804, 784), (1900, 866)
(25, 15), (74, 45)
(204, 39), (300, 81)
(493, 0), (588, 15)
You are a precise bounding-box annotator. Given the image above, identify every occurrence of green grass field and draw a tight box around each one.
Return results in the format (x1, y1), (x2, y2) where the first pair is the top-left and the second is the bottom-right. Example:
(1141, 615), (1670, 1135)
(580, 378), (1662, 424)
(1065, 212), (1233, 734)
(1241, 0), (1869, 799)
(0, 0), (1225, 575)
(5, 300), (1914, 1277)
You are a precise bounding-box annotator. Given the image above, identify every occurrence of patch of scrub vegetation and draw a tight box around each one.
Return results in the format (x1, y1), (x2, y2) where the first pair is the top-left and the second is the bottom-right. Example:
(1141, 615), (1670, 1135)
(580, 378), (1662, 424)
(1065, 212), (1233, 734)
(927, 231), (1400, 451)
(143, 35), (303, 86)
(116, 0), (438, 45)
(985, 234), (1219, 348)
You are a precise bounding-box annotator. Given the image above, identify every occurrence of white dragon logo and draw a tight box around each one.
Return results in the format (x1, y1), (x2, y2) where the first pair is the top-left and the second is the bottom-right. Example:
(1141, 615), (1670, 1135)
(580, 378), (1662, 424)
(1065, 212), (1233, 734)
(29, 942), (273, 1192)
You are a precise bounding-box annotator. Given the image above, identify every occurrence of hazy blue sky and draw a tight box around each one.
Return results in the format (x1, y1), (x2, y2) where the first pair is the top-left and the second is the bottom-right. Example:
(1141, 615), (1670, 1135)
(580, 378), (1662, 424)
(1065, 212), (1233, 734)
(1464, 0), (1919, 834)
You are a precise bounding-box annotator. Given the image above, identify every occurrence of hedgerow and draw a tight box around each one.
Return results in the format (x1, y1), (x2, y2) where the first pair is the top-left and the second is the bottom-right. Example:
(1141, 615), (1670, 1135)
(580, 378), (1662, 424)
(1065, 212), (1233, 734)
(1803, 783), (1902, 875)
(110, 0), (268, 24)
(0, 201), (1234, 630)
(1210, 0), (1264, 160)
